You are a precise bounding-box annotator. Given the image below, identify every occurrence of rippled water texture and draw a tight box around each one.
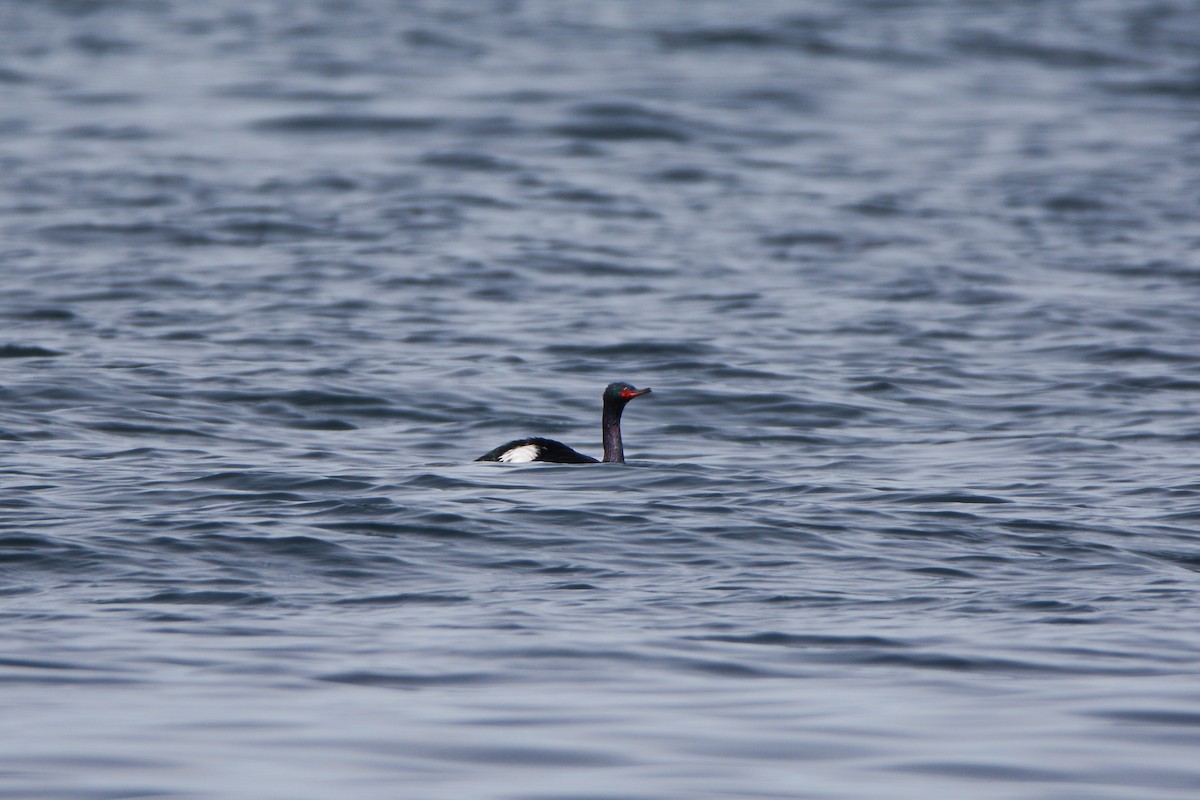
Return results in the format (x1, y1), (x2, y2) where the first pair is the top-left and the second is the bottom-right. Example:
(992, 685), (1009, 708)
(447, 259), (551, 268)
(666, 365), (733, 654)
(3, 1), (1200, 798)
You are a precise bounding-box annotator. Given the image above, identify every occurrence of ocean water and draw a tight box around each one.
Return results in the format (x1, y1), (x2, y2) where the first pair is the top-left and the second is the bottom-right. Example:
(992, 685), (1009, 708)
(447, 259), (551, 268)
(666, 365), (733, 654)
(2, 1), (1200, 798)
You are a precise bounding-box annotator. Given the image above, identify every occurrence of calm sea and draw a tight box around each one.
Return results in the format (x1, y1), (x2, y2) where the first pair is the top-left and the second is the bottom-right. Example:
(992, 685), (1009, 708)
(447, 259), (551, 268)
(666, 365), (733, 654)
(2, 1), (1200, 798)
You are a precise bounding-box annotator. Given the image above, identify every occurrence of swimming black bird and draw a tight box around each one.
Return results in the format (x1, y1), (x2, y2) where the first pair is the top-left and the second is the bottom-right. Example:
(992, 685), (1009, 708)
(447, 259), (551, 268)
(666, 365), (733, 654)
(476, 382), (652, 464)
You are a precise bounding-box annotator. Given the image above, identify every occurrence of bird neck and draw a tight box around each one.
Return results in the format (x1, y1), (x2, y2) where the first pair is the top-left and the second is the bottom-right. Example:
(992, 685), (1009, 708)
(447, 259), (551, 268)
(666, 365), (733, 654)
(601, 401), (626, 463)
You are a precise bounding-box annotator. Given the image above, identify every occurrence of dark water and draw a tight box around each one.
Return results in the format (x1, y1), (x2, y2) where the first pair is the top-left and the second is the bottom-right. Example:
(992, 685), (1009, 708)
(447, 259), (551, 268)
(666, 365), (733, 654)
(3, 1), (1200, 797)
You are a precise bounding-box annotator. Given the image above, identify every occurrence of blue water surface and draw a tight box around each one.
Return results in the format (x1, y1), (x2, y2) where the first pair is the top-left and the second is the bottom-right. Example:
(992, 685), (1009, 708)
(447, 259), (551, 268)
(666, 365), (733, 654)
(2, 2), (1200, 798)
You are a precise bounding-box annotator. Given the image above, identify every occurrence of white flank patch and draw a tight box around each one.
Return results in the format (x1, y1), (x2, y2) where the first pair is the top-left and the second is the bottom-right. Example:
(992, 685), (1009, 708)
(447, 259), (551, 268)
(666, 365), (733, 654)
(498, 443), (541, 463)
